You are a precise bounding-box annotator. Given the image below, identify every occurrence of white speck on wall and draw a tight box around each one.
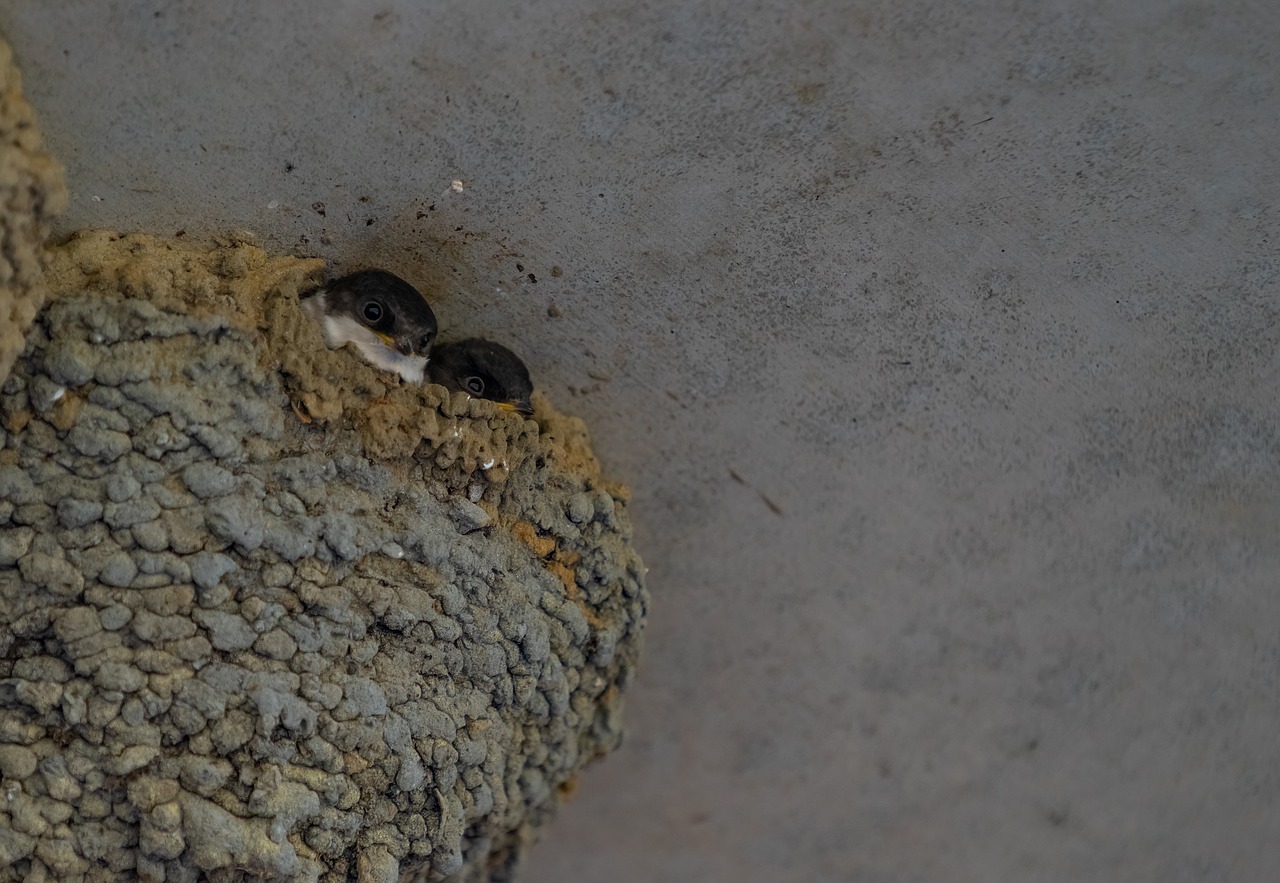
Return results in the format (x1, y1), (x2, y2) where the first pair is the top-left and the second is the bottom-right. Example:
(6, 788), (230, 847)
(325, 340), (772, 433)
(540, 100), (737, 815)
(267, 199), (280, 209)
(451, 179), (464, 192)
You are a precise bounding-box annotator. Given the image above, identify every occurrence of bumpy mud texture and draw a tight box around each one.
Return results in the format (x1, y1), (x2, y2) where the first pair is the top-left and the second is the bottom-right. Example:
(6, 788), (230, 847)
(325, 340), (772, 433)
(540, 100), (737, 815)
(0, 38), (68, 386)
(0, 233), (648, 882)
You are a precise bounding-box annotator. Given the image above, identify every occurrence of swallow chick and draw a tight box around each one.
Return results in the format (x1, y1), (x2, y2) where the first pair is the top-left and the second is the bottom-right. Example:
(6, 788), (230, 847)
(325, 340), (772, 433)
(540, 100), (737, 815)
(301, 269), (438, 382)
(427, 338), (535, 416)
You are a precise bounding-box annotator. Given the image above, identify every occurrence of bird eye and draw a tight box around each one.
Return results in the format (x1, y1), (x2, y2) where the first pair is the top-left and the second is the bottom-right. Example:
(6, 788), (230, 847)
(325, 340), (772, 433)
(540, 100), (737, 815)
(464, 376), (486, 395)
(418, 333), (434, 352)
(361, 301), (384, 323)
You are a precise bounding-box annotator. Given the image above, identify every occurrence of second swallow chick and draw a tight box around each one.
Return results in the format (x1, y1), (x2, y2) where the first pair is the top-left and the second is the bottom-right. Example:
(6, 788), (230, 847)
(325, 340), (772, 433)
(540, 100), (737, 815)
(428, 338), (534, 415)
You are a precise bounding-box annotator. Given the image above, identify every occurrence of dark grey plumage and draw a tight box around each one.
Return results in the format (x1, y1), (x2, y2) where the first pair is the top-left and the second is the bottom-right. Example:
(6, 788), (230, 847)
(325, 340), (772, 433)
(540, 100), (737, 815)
(301, 269), (438, 382)
(427, 338), (535, 415)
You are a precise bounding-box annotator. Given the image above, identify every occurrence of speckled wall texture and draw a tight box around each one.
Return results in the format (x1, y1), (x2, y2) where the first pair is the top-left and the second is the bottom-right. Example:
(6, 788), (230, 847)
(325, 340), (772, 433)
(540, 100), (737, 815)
(2, 2), (1278, 882)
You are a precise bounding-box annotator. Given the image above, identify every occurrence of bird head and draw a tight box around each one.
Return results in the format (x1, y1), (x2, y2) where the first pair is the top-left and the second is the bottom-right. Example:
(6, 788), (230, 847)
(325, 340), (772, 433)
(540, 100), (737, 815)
(427, 338), (534, 415)
(301, 269), (438, 382)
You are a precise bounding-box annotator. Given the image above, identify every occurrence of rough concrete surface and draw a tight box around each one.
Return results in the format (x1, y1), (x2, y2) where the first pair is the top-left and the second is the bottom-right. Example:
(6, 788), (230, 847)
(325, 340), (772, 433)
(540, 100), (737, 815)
(2, 1), (1279, 881)
(0, 234), (646, 881)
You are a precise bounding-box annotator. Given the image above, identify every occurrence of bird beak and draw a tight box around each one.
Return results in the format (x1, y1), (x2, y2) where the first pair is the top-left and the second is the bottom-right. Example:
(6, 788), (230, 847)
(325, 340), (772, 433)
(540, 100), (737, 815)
(500, 401), (535, 417)
(375, 331), (397, 349)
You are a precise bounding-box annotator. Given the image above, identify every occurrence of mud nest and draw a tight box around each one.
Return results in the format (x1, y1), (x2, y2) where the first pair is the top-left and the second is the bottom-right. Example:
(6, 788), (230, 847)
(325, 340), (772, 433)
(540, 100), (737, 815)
(0, 38), (68, 385)
(0, 230), (648, 883)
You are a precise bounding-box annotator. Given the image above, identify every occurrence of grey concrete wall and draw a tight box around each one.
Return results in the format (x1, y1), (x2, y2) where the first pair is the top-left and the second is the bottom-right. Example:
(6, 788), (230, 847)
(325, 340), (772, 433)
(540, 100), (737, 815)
(4, 1), (1278, 880)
